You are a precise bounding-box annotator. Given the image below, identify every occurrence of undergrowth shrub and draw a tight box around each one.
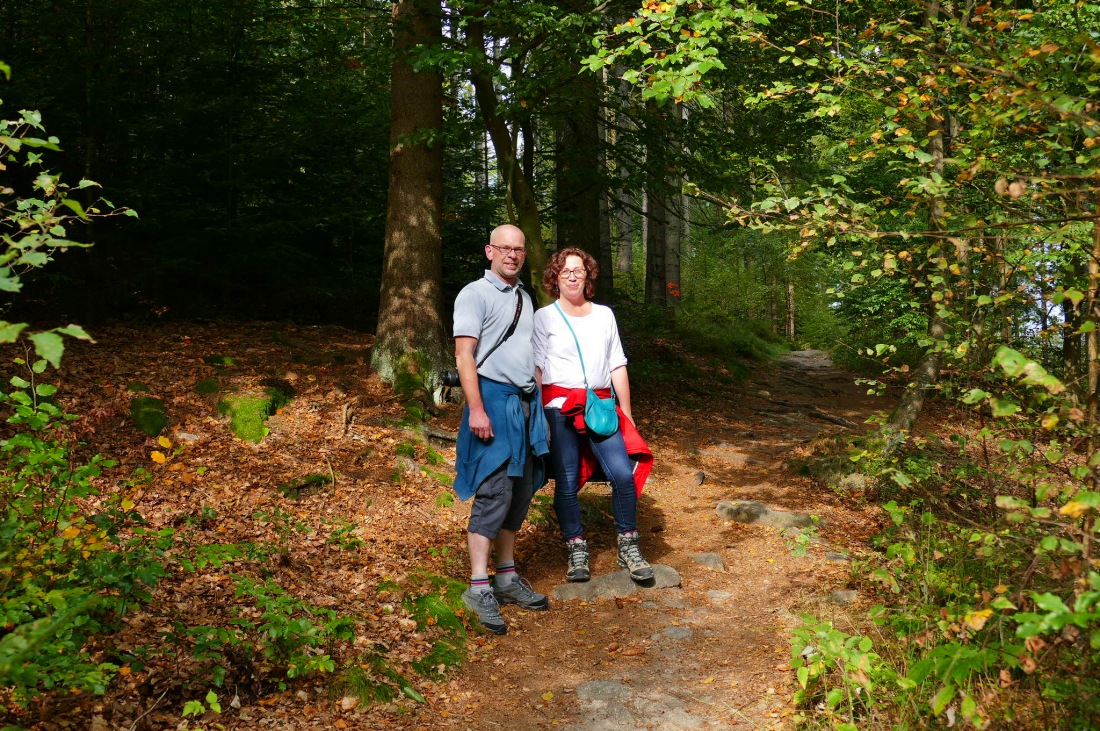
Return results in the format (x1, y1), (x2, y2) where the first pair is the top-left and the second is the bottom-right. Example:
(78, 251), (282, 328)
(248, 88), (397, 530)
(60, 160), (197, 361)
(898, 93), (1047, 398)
(795, 345), (1100, 730)
(0, 364), (171, 711)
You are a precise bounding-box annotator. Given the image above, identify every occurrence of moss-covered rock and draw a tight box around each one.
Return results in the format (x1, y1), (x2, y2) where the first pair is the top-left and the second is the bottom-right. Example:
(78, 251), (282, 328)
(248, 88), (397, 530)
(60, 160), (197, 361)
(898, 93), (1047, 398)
(277, 473), (332, 499)
(218, 390), (272, 442)
(194, 378), (220, 395)
(217, 382), (295, 443)
(130, 396), (167, 436)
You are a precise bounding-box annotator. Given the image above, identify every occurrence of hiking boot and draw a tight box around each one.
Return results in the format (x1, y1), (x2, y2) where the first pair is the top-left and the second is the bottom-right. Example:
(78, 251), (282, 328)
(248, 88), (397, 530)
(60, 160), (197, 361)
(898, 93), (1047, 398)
(462, 587), (507, 635)
(565, 539), (590, 582)
(493, 577), (549, 610)
(617, 531), (654, 582)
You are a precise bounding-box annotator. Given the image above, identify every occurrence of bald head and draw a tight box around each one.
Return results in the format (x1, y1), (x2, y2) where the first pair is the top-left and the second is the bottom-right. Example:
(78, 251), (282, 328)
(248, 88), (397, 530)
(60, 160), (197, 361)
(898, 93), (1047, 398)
(490, 224), (525, 248)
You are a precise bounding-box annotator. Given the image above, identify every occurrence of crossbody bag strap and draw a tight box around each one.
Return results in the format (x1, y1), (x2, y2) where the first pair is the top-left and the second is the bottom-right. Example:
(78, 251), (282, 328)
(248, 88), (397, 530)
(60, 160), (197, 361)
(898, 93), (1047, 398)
(476, 286), (523, 369)
(553, 302), (615, 398)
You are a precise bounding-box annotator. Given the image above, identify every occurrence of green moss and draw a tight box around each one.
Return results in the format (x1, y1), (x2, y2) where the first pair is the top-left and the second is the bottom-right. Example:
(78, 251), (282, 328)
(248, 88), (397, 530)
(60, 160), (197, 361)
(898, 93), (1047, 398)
(127, 381), (151, 392)
(204, 355), (236, 366)
(277, 473), (332, 499)
(410, 639), (465, 680)
(194, 378), (220, 395)
(259, 377), (296, 409)
(217, 382), (296, 443)
(130, 396), (167, 436)
(424, 444), (446, 466)
(218, 392), (272, 442)
(435, 491), (455, 508)
(423, 469), (453, 487)
(395, 441), (416, 459)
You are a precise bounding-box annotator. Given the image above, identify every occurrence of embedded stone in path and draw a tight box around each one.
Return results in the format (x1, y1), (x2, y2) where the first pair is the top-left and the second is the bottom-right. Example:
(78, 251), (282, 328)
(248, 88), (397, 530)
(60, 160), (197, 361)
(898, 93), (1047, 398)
(827, 589), (859, 604)
(576, 681), (632, 702)
(553, 565), (682, 602)
(653, 626), (694, 642)
(691, 552), (726, 571)
(716, 499), (813, 529)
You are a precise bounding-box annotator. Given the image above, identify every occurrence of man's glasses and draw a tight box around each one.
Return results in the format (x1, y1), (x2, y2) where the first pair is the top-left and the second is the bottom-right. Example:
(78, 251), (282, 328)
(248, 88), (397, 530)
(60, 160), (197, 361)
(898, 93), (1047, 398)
(559, 268), (587, 279)
(489, 244), (527, 257)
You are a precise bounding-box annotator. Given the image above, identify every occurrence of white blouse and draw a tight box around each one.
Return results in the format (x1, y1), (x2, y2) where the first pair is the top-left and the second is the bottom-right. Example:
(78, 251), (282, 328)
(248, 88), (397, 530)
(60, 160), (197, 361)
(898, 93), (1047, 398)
(533, 303), (628, 408)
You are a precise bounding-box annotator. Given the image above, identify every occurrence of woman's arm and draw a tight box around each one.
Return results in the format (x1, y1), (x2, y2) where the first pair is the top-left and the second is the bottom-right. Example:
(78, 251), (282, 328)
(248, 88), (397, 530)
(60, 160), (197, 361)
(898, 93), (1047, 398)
(611, 365), (633, 424)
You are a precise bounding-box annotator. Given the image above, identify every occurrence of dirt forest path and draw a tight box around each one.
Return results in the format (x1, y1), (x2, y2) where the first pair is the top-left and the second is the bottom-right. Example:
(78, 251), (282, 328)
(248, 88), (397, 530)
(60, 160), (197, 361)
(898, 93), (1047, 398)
(444, 350), (884, 731)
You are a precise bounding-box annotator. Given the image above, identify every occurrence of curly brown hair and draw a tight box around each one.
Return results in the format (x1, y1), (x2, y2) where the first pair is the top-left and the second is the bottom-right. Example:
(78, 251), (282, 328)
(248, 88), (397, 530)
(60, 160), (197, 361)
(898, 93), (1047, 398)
(542, 247), (599, 300)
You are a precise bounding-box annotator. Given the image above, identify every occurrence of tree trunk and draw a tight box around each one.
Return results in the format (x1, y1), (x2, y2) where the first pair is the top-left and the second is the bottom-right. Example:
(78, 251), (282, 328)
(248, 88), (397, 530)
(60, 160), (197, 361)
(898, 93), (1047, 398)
(614, 69), (635, 274)
(882, 54), (947, 451)
(645, 187), (667, 307)
(786, 279), (796, 341)
(372, 0), (448, 393)
(1088, 197), (1100, 424)
(466, 13), (549, 300)
(554, 81), (602, 294)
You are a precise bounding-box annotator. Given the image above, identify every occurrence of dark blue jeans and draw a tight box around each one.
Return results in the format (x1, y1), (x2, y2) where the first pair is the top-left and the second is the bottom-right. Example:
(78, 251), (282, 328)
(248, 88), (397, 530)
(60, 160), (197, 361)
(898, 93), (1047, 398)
(545, 407), (639, 540)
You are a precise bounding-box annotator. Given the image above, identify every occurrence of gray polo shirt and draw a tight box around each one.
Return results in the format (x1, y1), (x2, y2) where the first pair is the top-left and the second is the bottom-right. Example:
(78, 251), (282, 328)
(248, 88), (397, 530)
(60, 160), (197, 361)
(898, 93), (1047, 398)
(453, 270), (536, 391)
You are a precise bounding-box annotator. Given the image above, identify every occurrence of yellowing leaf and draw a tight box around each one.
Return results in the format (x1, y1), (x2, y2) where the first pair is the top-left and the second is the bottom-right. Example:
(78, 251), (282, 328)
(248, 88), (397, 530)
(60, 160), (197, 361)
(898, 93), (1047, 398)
(541, 691), (554, 701)
(151, 451), (167, 464)
(964, 608), (994, 631)
(121, 498), (135, 510)
(62, 526), (80, 540)
(701, 676), (716, 684)
(157, 436), (172, 448)
(1060, 501), (1092, 519)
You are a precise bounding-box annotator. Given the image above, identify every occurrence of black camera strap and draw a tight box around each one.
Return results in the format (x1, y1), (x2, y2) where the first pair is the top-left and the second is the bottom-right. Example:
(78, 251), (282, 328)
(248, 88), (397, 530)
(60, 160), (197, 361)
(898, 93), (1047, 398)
(476, 287), (523, 369)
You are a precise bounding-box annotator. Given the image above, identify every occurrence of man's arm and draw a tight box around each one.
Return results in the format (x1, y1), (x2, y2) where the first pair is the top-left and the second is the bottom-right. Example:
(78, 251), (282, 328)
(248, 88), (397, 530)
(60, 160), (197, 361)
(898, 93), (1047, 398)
(456, 336), (493, 440)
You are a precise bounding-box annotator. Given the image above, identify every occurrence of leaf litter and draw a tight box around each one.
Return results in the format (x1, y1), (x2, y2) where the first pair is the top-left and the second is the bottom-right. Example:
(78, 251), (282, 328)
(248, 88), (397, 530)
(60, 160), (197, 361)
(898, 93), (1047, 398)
(3, 325), (885, 730)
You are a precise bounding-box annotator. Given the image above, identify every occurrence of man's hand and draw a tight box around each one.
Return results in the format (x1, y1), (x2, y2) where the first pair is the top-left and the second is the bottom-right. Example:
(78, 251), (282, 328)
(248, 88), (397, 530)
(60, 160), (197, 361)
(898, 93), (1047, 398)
(455, 336), (492, 440)
(468, 407), (493, 441)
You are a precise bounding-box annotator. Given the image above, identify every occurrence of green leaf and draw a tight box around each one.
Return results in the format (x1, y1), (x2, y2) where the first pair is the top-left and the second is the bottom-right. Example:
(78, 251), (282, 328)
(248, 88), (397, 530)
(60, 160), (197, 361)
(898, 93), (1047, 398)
(60, 198), (87, 218)
(930, 683), (956, 715)
(56, 324), (93, 341)
(0, 321), (28, 343)
(29, 331), (64, 368)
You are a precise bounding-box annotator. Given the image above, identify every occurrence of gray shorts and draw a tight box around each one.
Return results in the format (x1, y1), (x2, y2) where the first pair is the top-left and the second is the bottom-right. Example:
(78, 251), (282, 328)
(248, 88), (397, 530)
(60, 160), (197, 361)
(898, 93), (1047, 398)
(468, 456), (536, 539)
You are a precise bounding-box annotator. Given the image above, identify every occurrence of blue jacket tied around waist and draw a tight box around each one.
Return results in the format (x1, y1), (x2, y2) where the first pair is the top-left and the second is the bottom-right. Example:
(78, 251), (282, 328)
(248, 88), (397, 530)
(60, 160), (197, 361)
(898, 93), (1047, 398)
(454, 378), (549, 501)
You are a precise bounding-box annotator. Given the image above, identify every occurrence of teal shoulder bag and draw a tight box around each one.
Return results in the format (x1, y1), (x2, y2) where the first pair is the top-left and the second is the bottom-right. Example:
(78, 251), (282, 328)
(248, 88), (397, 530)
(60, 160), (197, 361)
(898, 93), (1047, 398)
(554, 302), (619, 437)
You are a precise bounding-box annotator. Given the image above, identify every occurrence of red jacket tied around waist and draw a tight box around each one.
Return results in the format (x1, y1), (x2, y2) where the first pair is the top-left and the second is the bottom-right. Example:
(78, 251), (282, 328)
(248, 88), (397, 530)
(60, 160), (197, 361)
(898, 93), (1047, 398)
(540, 384), (654, 496)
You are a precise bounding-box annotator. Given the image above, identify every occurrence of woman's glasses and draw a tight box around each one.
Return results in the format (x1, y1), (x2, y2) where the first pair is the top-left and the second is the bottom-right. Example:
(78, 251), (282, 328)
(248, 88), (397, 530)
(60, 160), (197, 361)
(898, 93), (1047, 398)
(559, 268), (587, 280)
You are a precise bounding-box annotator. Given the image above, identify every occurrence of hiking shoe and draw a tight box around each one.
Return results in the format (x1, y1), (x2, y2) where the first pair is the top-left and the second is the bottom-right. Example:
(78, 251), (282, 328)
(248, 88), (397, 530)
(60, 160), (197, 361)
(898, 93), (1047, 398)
(617, 531), (654, 582)
(462, 588), (507, 635)
(565, 539), (590, 583)
(493, 577), (549, 610)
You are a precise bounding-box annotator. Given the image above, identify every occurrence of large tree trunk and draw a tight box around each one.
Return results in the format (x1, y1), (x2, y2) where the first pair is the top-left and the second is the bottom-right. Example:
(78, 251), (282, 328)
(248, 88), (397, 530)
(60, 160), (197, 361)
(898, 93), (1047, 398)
(613, 70), (635, 274)
(372, 0), (447, 393)
(645, 186), (667, 307)
(554, 81), (604, 295)
(664, 104), (685, 318)
(465, 13), (549, 299)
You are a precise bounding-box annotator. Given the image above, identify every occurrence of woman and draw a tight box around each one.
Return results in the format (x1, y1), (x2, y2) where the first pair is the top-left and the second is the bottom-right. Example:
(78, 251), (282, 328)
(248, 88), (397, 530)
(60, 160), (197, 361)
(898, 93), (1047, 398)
(533, 248), (654, 583)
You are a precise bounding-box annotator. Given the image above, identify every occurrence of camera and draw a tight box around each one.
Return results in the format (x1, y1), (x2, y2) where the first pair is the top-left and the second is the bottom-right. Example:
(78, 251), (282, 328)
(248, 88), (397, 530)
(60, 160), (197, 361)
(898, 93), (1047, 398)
(440, 369), (461, 388)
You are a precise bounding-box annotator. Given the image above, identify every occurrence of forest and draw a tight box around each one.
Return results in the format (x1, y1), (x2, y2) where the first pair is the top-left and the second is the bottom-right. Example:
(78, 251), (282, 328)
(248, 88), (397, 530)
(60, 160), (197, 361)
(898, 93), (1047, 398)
(2, 0), (1099, 729)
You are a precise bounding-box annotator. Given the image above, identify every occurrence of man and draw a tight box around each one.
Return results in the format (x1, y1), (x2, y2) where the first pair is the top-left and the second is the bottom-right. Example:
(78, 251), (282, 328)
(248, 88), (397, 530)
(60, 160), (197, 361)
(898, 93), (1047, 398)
(452, 224), (550, 635)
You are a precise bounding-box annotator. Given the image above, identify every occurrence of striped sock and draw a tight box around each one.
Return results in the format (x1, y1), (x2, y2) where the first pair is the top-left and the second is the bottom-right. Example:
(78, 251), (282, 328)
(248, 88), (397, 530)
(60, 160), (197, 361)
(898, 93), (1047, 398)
(470, 574), (491, 594)
(493, 562), (516, 587)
